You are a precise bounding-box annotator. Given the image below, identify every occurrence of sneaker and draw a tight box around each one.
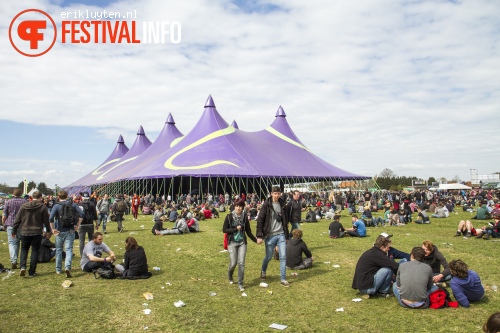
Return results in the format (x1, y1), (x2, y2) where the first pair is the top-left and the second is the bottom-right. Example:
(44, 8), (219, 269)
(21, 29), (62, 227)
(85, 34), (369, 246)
(260, 271), (266, 279)
(20, 269), (26, 277)
(454, 231), (461, 237)
(28, 273), (36, 278)
(229, 279), (234, 285)
(11, 263), (17, 270)
(376, 292), (391, 298)
(483, 233), (490, 240)
(362, 294), (371, 299)
(280, 280), (290, 287)
(465, 232), (472, 238)
(475, 233), (483, 239)
(435, 282), (447, 288)
(238, 285), (245, 291)
(103, 231), (107, 234)
(119, 228), (123, 233)
(56, 271), (61, 275)
(65, 269), (72, 278)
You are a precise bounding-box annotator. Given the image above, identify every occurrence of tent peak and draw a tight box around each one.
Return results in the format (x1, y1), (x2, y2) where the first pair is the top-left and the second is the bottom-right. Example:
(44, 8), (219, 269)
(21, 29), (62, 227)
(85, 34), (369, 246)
(165, 113), (175, 124)
(137, 125), (145, 135)
(204, 95), (215, 108)
(117, 134), (124, 143)
(275, 105), (286, 117)
(231, 120), (239, 129)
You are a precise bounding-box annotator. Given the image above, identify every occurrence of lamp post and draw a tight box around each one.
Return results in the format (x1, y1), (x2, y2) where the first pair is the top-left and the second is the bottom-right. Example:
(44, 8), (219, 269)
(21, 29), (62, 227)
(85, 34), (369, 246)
(55, 184), (58, 195)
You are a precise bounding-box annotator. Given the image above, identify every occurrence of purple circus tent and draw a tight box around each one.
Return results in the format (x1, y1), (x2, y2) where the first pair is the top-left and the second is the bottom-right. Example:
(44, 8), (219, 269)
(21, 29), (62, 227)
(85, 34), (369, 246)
(65, 134), (129, 195)
(66, 95), (369, 197)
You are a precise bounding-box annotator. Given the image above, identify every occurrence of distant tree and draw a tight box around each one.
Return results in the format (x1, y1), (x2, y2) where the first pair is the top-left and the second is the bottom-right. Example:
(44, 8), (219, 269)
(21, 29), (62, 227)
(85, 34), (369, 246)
(27, 181), (36, 192)
(379, 168), (397, 178)
(37, 182), (54, 195)
(439, 177), (447, 184)
(18, 181), (24, 189)
(0, 183), (11, 194)
(451, 175), (461, 183)
(428, 177), (436, 184)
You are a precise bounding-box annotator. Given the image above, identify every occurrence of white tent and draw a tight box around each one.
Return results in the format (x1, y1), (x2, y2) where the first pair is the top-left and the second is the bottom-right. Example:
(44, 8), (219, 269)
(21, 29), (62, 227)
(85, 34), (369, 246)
(438, 183), (471, 190)
(27, 187), (39, 196)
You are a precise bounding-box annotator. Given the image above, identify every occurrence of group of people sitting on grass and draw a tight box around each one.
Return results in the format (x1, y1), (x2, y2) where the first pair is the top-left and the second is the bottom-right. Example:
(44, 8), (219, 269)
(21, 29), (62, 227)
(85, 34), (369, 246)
(352, 233), (485, 309)
(454, 207), (500, 239)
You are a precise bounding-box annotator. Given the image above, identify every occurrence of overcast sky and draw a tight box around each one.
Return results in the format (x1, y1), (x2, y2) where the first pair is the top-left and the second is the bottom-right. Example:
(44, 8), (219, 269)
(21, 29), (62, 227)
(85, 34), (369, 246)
(1, 0), (499, 189)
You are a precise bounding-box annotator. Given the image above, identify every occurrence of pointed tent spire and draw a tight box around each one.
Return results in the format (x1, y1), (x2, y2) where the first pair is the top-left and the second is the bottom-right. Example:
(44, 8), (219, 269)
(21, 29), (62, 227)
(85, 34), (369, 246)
(117, 134), (124, 143)
(165, 113), (175, 124)
(231, 120), (239, 129)
(275, 105), (286, 117)
(204, 95), (215, 108)
(137, 126), (145, 135)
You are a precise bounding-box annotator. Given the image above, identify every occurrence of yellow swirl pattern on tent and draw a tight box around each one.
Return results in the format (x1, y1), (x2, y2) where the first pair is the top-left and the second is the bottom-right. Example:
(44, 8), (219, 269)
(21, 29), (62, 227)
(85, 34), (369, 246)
(164, 126), (238, 170)
(91, 158), (121, 176)
(96, 156), (138, 181)
(265, 127), (309, 151)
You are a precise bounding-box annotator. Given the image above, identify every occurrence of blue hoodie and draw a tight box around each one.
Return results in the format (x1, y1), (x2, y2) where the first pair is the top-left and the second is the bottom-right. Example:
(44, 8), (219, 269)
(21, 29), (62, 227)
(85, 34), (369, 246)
(450, 270), (484, 307)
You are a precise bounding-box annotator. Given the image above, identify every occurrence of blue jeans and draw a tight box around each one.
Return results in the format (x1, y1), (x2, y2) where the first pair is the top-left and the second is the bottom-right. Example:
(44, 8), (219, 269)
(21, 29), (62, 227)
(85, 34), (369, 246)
(262, 233), (287, 281)
(97, 213), (108, 233)
(392, 283), (437, 308)
(7, 226), (20, 264)
(55, 230), (75, 272)
(290, 222), (300, 232)
(359, 267), (393, 295)
(228, 241), (247, 285)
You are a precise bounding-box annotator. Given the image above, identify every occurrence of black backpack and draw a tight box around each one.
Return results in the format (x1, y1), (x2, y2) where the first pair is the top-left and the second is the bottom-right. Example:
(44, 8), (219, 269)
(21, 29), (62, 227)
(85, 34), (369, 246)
(59, 201), (76, 228)
(79, 202), (94, 224)
(93, 266), (116, 279)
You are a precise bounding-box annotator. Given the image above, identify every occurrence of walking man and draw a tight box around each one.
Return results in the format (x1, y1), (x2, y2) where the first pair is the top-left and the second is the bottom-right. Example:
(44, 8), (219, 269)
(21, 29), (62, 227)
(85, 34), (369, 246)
(1, 188), (25, 269)
(96, 194), (111, 233)
(49, 190), (84, 278)
(286, 190), (303, 234)
(256, 185), (290, 287)
(12, 191), (52, 277)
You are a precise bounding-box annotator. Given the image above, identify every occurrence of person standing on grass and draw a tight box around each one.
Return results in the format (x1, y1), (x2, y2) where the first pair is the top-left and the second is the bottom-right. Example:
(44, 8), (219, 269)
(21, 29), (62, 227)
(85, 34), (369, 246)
(12, 191), (52, 277)
(96, 194), (111, 234)
(111, 194), (127, 233)
(80, 232), (116, 272)
(256, 185), (290, 287)
(50, 190), (84, 278)
(352, 235), (399, 298)
(392, 247), (435, 309)
(222, 199), (257, 291)
(77, 192), (98, 256)
(2, 188), (26, 270)
(286, 190), (303, 234)
(131, 193), (140, 221)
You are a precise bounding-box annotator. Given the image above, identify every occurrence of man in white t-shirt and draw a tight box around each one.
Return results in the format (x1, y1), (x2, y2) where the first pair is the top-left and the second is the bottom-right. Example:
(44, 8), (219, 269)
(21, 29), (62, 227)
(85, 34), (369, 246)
(80, 232), (116, 272)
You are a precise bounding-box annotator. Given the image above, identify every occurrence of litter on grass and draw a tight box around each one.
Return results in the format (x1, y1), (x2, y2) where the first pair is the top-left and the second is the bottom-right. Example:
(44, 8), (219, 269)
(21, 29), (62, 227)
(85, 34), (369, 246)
(209, 292), (217, 296)
(143, 309), (151, 315)
(174, 300), (186, 307)
(332, 265), (340, 268)
(335, 308), (345, 312)
(143, 292), (154, 300)
(352, 298), (362, 302)
(259, 282), (269, 288)
(269, 323), (288, 330)
(323, 261), (331, 264)
(241, 292), (248, 297)
(61, 280), (72, 288)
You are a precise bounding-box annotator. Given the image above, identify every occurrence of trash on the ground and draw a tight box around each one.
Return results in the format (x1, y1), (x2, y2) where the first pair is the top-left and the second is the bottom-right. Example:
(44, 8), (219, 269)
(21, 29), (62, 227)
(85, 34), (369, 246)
(143, 292), (154, 300)
(143, 326), (148, 330)
(269, 323), (288, 330)
(268, 290), (273, 295)
(259, 282), (269, 288)
(174, 300), (186, 307)
(143, 309), (151, 315)
(129, 232), (137, 234)
(114, 244), (118, 247)
(142, 303), (148, 306)
(492, 285), (498, 292)
(335, 307), (344, 312)
(241, 292), (248, 297)
(176, 248), (181, 252)
(153, 267), (161, 271)
(140, 225), (144, 229)
(291, 272), (299, 276)
(333, 265), (340, 268)
(219, 249), (228, 252)
(2, 271), (15, 280)
(191, 277), (201, 281)
(323, 261), (331, 264)
(352, 298), (362, 302)
(61, 280), (72, 288)
(166, 282), (171, 286)
(161, 286), (165, 289)
(209, 292), (217, 296)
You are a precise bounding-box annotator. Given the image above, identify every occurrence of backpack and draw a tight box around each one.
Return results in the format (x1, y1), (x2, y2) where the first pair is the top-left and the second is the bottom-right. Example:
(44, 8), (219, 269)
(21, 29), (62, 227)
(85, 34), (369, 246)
(115, 200), (126, 214)
(429, 287), (452, 309)
(59, 201), (76, 228)
(78, 202), (94, 224)
(93, 265), (116, 279)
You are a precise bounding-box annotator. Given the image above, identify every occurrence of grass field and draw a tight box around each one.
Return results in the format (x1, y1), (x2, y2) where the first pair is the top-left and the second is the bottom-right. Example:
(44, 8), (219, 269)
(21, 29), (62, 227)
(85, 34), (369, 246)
(0, 207), (498, 332)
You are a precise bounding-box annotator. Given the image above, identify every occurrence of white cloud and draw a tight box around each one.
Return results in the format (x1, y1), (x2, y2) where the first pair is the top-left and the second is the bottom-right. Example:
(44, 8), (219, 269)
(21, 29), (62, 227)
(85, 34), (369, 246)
(1, 0), (499, 186)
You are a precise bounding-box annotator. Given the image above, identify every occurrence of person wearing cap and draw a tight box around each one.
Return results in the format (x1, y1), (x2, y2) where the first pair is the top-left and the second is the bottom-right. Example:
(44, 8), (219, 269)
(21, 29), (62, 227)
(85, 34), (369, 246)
(222, 199), (257, 291)
(77, 192), (98, 256)
(256, 185), (290, 287)
(380, 232), (411, 263)
(352, 235), (399, 297)
(392, 247), (435, 308)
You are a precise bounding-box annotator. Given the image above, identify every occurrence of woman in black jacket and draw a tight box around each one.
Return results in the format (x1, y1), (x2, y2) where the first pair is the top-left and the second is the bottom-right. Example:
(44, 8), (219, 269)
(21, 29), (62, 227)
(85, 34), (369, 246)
(115, 237), (149, 277)
(222, 199), (257, 291)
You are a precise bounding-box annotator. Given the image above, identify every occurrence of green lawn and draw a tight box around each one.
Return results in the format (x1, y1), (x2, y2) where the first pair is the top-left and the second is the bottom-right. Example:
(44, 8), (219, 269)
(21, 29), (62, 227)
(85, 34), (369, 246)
(0, 208), (497, 332)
